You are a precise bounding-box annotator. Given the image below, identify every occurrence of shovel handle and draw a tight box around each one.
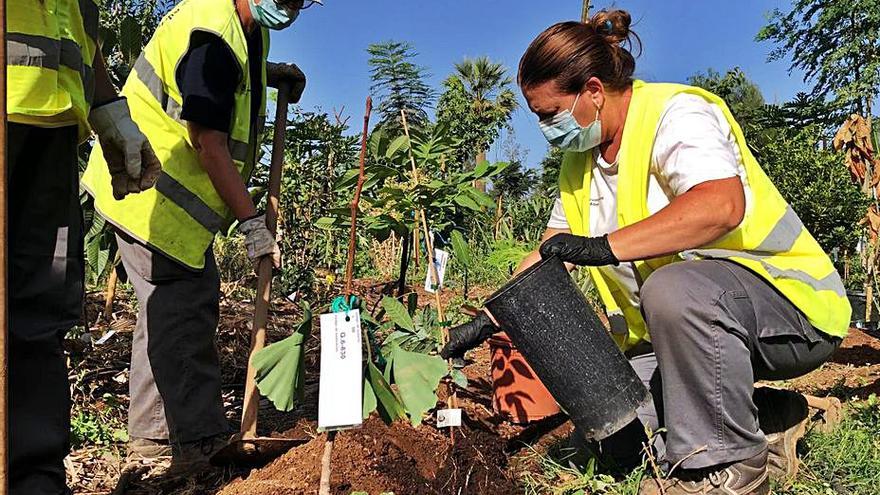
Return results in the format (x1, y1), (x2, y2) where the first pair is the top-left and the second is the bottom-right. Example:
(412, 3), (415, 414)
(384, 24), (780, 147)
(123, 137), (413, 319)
(241, 80), (292, 438)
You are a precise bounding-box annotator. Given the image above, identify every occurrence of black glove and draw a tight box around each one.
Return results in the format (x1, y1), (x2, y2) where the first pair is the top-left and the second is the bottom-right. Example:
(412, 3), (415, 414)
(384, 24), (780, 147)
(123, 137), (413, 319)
(539, 233), (619, 266)
(440, 313), (497, 360)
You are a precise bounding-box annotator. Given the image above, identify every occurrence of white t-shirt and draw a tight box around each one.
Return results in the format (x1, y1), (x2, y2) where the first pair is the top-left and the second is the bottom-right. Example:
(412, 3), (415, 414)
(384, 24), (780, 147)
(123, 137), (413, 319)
(546, 93), (751, 309)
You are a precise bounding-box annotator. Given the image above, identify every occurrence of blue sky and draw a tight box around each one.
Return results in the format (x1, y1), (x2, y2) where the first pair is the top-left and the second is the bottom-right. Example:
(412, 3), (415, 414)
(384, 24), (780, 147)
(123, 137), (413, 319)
(268, 0), (805, 168)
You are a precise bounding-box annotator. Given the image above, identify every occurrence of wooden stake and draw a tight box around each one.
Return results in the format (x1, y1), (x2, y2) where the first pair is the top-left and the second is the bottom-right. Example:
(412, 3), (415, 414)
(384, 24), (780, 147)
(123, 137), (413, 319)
(103, 253), (121, 321)
(581, 0), (591, 22)
(399, 111), (458, 433)
(320, 96), (372, 495)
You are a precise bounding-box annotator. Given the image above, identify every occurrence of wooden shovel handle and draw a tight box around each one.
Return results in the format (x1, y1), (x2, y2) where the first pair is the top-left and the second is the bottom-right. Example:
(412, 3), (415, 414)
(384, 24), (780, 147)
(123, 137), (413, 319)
(241, 81), (292, 438)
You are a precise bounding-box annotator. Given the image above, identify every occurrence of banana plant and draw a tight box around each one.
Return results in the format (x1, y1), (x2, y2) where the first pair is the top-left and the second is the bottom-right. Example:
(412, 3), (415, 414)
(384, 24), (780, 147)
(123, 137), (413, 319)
(361, 296), (453, 427)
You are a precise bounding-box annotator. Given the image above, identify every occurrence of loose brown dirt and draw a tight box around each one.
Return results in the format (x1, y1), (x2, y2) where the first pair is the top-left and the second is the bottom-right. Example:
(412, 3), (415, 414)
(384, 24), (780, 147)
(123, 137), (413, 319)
(69, 280), (880, 494)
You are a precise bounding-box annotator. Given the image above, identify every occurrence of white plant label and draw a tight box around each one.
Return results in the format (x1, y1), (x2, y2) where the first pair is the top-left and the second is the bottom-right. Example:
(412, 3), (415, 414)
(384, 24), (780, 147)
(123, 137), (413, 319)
(436, 408), (462, 428)
(318, 309), (363, 431)
(424, 248), (449, 294)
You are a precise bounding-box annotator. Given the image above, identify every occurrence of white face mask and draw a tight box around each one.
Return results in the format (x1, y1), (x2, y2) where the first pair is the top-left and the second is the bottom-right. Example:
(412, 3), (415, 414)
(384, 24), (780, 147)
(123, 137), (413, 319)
(538, 93), (602, 152)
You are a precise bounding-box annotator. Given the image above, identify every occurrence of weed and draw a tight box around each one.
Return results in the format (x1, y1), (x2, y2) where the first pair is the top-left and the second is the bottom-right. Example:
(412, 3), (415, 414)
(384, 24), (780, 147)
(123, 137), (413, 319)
(70, 405), (128, 449)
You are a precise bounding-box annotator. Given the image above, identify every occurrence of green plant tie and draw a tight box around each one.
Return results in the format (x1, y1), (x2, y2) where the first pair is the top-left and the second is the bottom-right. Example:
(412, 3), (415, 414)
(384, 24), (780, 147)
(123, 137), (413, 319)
(331, 295), (360, 313)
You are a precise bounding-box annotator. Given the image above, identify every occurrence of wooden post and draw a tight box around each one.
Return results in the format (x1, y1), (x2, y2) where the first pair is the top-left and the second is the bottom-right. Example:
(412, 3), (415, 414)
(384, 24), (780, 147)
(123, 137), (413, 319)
(320, 96), (372, 495)
(399, 111), (458, 430)
(103, 254), (121, 321)
(1, 0), (9, 490)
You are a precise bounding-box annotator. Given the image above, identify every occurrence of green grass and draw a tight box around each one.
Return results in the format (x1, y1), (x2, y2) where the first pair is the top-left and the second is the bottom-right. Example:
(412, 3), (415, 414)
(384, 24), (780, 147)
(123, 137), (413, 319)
(70, 394), (129, 449)
(776, 395), (880, 495)
(521, 396), (880, 495)
(518, 441), (646, 495)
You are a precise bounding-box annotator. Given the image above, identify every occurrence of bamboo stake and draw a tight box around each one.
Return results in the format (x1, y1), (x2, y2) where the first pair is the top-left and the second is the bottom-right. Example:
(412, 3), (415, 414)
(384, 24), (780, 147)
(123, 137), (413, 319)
(0, 0), (8, 489)
(398, 111), (458, 430)
(103, 253), (121, 321)
(581, 0), (591, 22)
(320, 96), (372, 495)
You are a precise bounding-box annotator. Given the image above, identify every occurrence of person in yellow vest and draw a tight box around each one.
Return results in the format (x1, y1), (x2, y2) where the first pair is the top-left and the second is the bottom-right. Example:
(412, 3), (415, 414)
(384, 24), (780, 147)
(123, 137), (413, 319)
(7, 1), (162, 493)
(81, 0), (313, 474)
(442, 11), (850, 495)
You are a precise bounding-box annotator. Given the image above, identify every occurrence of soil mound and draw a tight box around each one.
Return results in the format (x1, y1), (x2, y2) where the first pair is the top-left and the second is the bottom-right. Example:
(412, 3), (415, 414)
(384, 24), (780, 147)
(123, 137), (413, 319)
(220, 417), (520, 494)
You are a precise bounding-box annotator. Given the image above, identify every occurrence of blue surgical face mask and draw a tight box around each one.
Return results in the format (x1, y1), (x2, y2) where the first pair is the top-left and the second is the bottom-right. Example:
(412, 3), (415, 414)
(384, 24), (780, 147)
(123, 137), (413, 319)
(248, 0), (300, 30)
(539, 93), (602, 152)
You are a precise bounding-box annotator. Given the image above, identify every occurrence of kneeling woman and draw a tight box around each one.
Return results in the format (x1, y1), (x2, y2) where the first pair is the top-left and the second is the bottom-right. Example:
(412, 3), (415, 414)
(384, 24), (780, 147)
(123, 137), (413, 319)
(442, 10), (849, 495)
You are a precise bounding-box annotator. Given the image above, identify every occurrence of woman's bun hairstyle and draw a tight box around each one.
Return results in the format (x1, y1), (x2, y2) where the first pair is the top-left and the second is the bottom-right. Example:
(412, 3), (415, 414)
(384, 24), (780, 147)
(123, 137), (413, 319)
(518, 9), (641, 94)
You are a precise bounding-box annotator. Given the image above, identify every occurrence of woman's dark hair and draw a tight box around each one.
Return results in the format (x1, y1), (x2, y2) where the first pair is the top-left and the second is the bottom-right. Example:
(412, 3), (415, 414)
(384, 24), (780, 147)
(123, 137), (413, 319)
(518, 9), (642, 93)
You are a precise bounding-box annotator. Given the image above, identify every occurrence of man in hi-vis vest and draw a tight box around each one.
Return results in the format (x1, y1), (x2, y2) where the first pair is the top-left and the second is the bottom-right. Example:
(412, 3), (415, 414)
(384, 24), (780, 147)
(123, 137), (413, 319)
(8, 1), (162, 493)
(82, 0), (313, 473)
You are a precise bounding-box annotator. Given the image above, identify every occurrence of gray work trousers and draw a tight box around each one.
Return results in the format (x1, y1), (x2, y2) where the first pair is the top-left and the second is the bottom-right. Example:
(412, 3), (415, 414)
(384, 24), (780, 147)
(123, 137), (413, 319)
(598, 260), (840, 470)
(8, 124), (82, 495)
(116, 233), (229, 444)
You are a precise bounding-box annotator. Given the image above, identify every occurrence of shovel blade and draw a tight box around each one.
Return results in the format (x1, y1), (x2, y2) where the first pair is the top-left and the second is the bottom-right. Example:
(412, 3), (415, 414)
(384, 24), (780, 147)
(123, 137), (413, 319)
(210, 436), (308, 467)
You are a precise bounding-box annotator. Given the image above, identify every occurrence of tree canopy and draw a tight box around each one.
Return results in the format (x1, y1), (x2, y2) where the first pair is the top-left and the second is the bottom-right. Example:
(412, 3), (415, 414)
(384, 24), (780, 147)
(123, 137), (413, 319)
(436, 56), (518, 169)
(367, 41), (435, 130)
(757, 0), (880, 117)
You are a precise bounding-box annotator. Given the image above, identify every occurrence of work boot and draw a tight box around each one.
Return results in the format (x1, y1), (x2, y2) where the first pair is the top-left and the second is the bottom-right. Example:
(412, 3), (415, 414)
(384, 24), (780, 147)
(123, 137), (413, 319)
(638, 448), (769, 495)
(166, 434), (225, 476)
(754, 387), (809, 481)
(127, 437), (172, 462)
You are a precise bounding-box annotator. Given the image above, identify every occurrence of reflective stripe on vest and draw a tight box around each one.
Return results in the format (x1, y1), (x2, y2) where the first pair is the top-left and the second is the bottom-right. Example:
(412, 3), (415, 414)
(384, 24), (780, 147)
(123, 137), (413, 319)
(558, 81), (850, 349)
(133, 54), (252, 163)
(6, 0), (98, 136)
(155, 173), (226, 233)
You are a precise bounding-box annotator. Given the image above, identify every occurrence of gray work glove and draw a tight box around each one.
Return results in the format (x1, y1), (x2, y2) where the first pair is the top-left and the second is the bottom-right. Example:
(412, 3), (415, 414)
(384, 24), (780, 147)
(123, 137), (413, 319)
(539, 233), (619, 267)
(89, 98), (162, 200)
(267, 62), (307, 104)
(239, 214), (281, 270)
(440, 313), (497, 360)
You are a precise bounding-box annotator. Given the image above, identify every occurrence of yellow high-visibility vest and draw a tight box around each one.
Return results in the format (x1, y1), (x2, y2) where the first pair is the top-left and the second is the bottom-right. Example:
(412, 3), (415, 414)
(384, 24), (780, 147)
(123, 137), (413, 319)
(81, 0), (269, 269)
(7, 0), (100, 141)
(559, 80), (851, 351)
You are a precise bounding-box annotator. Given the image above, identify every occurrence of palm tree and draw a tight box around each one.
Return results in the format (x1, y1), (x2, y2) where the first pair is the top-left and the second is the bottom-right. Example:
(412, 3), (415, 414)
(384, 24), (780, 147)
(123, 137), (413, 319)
(437, 57), (518, 182)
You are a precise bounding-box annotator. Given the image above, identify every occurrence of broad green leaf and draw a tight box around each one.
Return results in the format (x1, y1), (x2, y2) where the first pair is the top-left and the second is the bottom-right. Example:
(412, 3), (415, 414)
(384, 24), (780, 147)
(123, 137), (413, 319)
(253, 304), (313, 412)
(367, 362), (406, 424)
(119, 16), (142, 63)
(334, 168), (360, 191)
(450, 230), (472, 267)
(381, 296), (415, 331)
(450, 369), (469, 388)
(453, 194), (481, 211)
(362, 372), (377, 419)
(487, 160), (512, 177)
(95, 248), (109, 280)
(407, 292), (418, 316)
(465, 187), (496, 209)
(386, 135), (410, 159)
(390, 346), (447, 426)
(315, 217), (343, 229)
(473, 159), (490, 177)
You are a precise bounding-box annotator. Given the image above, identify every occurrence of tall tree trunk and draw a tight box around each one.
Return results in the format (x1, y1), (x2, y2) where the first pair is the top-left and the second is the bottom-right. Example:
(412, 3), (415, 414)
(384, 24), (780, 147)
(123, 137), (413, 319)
(581, 0), (591, 22)
(494, 193), (504, 239)
(474, 150), (487, 192)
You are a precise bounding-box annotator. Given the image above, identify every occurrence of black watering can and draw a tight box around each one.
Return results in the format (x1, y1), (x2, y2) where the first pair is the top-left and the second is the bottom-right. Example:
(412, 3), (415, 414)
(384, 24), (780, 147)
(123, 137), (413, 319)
(484, 256), (650, 440)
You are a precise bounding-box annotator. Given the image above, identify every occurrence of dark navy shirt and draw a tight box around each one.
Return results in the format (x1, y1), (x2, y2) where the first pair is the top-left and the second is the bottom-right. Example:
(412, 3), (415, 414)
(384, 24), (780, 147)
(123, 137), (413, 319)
(176, 28), (264, 133)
